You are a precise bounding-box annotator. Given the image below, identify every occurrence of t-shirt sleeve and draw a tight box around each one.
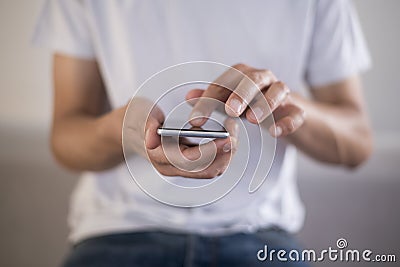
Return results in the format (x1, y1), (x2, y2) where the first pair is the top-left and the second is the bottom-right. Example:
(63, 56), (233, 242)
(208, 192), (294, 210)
(305, 0), (371, 87)
(32, 0), (95, 59)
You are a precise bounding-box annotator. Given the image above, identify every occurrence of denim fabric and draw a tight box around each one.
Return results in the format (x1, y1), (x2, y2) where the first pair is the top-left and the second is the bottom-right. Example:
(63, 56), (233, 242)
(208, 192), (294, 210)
(62, 228), (311, 267)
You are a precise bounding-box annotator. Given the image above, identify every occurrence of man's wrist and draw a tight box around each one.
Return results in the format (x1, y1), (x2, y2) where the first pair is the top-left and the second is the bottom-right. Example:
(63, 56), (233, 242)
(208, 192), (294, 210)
(96, 106), (126, 149)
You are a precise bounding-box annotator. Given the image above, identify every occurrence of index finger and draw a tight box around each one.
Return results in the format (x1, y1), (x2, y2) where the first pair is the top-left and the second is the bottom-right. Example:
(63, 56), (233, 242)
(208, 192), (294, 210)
(189, 66), (244, 126)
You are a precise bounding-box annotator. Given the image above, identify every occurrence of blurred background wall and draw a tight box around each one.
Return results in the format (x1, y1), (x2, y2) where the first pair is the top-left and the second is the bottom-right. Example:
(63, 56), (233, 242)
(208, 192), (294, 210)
(0, 0), (399, 266)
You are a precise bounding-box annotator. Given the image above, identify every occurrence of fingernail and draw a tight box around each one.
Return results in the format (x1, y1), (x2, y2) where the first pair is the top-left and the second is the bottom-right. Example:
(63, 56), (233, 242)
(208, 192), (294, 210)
(229, 98), (243, 115)
(276, 92), (287, 104)
(269, 125), (282, 137)
(223, 142), (232, 153)
(190, 111), (205, 125)
(252, 107), (264, 122)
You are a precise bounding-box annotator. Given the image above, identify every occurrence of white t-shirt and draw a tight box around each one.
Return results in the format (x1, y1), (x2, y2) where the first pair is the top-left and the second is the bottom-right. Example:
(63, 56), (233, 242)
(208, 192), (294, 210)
(33, 0), (370, 243)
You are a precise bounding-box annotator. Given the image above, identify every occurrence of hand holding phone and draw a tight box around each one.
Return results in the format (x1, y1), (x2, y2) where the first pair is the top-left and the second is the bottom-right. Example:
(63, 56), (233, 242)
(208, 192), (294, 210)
(144, 117), (238, 179)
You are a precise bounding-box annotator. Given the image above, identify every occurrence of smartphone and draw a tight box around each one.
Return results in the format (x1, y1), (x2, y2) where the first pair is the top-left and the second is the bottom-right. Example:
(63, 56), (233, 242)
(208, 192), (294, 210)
(157, 127), (229, 139)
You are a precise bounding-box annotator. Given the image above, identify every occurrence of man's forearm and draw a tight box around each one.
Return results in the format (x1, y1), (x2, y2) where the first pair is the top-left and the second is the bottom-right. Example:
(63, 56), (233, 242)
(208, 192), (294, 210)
(286, 94), (372, 167)
(51, 108), (125, 172)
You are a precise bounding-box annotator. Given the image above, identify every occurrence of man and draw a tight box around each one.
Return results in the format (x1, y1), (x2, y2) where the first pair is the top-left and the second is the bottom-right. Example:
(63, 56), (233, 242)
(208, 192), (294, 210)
(33, 0), (372, 266)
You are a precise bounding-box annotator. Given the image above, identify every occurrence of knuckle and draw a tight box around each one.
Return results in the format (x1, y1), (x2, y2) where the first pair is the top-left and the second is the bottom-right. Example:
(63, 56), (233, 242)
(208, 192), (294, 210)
(286, 119), (296, 132)
(232, 63), (247, 70)
(260, 69), (275, 81)
(264, 95), (276, 109)
(294, 112), (305, 128)
(247, 72), (264, 86)
(248, 69), (275, 89)
(274, 81), (285, 89)
(261, 69), (273, 77)
(273, 81), (290, 94)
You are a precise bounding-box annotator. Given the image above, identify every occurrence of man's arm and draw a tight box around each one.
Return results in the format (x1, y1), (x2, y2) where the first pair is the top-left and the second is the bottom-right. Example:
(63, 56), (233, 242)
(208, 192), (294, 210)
(51, 54), (237, 177)
(51, 54), (125, 171)
(287, 75), (372, 167)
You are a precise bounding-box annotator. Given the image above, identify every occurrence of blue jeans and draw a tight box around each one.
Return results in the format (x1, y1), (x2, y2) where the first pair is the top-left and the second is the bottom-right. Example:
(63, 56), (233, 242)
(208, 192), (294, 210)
(62, 228), (310, 267)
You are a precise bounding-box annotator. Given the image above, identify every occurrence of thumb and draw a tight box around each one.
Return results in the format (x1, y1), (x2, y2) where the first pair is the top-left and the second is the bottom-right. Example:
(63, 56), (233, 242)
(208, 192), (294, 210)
(145, 117), (162, 150)
(145, 105), (164, 150)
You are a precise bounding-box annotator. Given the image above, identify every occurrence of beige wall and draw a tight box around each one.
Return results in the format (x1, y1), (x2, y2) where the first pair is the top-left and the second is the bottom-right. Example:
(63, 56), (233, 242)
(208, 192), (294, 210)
(0, 0), (51, 130)
(354, 0), (400, 135)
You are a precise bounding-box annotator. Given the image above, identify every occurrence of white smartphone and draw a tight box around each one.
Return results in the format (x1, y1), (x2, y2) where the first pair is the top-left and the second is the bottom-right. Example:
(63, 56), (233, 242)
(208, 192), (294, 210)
(157, 127), (229, 139)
